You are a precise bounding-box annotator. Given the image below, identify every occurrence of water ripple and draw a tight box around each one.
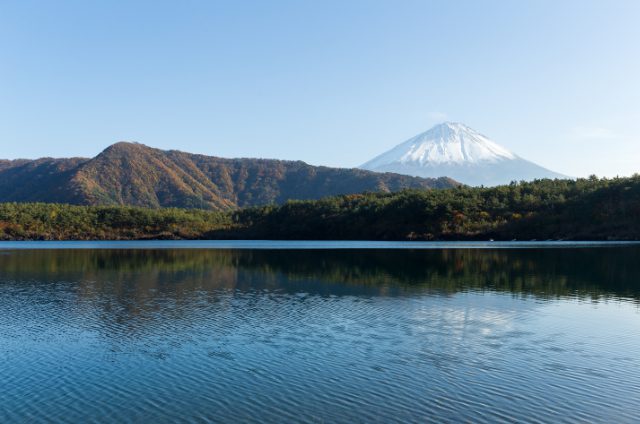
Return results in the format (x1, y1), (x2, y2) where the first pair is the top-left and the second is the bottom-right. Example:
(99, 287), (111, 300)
(1, 249), (640, 423)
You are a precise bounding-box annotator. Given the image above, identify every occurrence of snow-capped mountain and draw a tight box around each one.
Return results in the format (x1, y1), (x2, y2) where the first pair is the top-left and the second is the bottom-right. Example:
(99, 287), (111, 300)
(360, 122), (565, 186)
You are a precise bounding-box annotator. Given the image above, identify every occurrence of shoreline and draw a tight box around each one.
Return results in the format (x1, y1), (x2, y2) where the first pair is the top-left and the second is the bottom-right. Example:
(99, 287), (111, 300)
(1, 240), (639, 250)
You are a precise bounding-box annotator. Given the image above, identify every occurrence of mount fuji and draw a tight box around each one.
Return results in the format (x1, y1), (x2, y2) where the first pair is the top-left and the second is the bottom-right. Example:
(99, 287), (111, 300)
(360, 122), (566, 186)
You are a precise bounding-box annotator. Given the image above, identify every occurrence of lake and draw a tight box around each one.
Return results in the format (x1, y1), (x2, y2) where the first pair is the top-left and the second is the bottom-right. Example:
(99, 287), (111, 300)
(1, 242), (639, 423)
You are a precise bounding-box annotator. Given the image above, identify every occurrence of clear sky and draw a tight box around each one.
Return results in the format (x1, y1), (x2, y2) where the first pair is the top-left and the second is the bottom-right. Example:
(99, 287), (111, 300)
(1, 0), (638, 177)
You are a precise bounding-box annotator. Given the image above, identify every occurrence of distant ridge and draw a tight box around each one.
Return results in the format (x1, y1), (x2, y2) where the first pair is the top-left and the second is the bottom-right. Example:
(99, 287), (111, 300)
(361, 122), (566, 186)
(0, 142), (458, 210)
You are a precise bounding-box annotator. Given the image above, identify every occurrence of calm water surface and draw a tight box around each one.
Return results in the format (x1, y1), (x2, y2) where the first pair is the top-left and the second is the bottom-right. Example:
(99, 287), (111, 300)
(1, 242), (639, 423)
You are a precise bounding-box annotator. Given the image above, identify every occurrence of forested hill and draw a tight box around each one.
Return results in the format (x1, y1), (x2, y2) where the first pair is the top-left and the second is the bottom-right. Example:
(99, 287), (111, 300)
(0, 176), (639, 241)
(0, 142), (457, 210)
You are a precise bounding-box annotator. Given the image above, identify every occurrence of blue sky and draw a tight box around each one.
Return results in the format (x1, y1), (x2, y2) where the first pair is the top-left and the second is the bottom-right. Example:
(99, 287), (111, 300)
(1, 0), (638, 177)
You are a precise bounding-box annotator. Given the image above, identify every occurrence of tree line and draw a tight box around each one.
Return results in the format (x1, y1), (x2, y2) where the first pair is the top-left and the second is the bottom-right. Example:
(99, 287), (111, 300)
(0, 203), (230, 240)
(1, 175), (639, 241)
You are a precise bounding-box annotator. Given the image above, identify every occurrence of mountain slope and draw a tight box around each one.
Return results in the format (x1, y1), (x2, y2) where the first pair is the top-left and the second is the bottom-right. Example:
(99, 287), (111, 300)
(0, 157), (88, 204)
(361, 122), (565, 186)
(0, 142), (458, 210)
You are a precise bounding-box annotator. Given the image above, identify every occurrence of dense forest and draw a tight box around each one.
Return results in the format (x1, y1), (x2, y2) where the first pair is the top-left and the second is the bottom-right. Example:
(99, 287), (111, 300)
(0, 175), (639, 241)
(0, 204), (230, 240)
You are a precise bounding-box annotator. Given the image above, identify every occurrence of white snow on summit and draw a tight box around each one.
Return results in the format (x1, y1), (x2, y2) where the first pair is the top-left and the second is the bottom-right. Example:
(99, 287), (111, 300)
(363, 122), (515, 168)
(360, 122), (565, 186)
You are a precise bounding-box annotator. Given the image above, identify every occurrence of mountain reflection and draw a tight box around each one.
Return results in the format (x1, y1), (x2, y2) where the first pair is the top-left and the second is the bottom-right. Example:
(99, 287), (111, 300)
(1, 247), (639, 300)
(1, 247), (638, 342)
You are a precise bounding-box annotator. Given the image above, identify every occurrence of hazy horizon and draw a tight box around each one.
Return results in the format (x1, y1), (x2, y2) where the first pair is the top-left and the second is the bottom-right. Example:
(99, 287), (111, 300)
(1, 0), (638, 178)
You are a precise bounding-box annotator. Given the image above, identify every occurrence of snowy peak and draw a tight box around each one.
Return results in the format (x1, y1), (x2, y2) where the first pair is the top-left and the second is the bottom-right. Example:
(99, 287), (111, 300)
(362, 122), (516, 169)
(360, 122), (566, 186)
(411, 122), (516, 163)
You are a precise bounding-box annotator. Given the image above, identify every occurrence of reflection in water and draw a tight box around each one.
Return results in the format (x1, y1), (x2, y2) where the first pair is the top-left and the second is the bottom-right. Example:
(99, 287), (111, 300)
(2, 247), (639, 298)
(0, 247), (639, 423)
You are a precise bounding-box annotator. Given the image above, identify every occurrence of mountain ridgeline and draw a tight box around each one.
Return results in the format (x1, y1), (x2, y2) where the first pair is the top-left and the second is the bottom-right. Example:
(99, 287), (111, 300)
(0, 142), (457, 210)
